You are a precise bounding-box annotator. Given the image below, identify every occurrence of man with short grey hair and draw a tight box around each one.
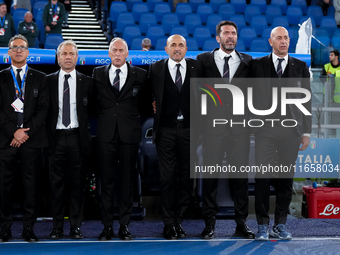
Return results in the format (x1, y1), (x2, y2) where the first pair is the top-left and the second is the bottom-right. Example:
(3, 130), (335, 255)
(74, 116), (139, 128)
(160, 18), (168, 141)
(46, 40), (93, 239)
(141, 38), (151, 51)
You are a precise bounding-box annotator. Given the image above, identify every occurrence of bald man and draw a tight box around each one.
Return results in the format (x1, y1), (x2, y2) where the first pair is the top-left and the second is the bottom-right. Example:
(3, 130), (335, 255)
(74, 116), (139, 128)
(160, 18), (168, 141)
(18, 12), (39, 48)
(148, 35), (203, 239)
(251, 27), (311, 240)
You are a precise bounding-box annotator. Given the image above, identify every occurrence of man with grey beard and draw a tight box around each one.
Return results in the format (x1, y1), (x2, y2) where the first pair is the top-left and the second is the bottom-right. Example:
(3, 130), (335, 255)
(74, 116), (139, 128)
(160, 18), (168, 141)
(196, 21), (254, 239)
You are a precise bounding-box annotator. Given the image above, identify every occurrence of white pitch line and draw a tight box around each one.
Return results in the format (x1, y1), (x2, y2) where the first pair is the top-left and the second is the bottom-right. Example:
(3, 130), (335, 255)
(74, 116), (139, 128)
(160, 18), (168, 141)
(2, 237), (340, 244)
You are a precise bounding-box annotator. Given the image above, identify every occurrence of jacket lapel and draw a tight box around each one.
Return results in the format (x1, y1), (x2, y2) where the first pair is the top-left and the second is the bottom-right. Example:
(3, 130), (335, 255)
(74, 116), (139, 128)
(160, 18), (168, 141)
(209, 49), (221, 78)
(5, 67), (16, 98)
(76, 71), (82, 112)
(232, 50), (246, 81)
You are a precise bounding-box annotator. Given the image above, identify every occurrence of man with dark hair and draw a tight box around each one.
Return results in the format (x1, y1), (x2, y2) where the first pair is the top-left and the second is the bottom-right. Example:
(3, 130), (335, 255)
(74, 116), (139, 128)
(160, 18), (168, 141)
(18, 12), (39, 48)
(46, 40), (93, 239)
(322, 50), (340, 77)
(0, 35), (48, 242)
(0, 3), (15, 47)
(93, 37), (147, 241)
(42, 0), (66, 35)
(251, 26), (311, 241)
(196, 20), (254, 239)
(148, 34), (203, 239)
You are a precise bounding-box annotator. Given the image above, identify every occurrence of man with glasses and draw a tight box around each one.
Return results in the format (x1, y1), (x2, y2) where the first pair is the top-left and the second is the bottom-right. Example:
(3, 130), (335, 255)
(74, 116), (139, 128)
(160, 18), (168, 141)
(42, 0), (66, 35)
(0, 35), (49, 242)
(0, 3), (15, 47)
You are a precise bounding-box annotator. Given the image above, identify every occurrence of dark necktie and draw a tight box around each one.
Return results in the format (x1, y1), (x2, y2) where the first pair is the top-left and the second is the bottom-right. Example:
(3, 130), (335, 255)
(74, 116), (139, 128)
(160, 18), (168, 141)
(16, 69), (23, 127)
(223, 56), (231, 81)
(113, 69), (120, 92)
(62, 74), (71, 127)
(277, 58), (284, 78)
(175, 63), (182, 92)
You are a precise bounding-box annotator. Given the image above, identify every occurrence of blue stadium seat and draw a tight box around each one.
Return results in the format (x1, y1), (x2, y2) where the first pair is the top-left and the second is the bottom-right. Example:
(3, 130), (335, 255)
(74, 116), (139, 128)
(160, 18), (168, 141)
(196, 4), (214, 24)
(161, 13), (180, 35)
(184, 13), (202, 35)
(203, 38), (219, 51)
(13, 8), (28, 32)
(271, 0), (287, 15)
(313, 48), (330, 66)
(175, 3), (192, 24)
(250, 38), (270, 52)
(131, 3), (149, 23)
(239, 27), (257, 50)
(265, 5), (282, 25)
(320, 17), (337, 37)
(146, 26), (165, 46)
(207, 14), (223, 36)
(126, 0), (143, 11)
(44, 33), (64, 50)
(34, 37), (39, 48)
(147, 0), (163, 12)
(218, 3), (236, 20)
(32, 1), (46, 19)
(130, 37), (145, 50)
(154, 3), (171, 23)
(108, 1), (127, 30)
(291, 0), (307, 15)
(230, 0), (247, 14)
(311, 28), (330, 49)
(188, 0), (205, 12)
(35, 10), (45, 47)
(244, 5), (261, 24)
(115, 12), (135, 35)
(250, 0), (267, 14)
(286, 6), (303, 26)
(210, 0), (226, 13)
(170, 26), (189, 37)
(186, 37), (199, 51)
(122, 25), (141, 47)
(193, 26), (212, 49)
(261, 27), (273, 40)
(307, 5), (323, 27)
(251, 15), (268, 36)
(327, 5), (335, 17)
(235, 38), (246, 52)
(155, 36), (168, 50)
(331, 30), (340, 48)
(287, 27), (298, 52)
(230, 14), (246, 30)
(271, 16), (289, 28)
(139, 13), (158, 35)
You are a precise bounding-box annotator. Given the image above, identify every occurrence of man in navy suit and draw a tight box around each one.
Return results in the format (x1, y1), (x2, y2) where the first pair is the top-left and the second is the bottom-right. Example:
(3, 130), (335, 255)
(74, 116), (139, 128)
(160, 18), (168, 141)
(93, 38), (147, 241)
(0, 35), (48, 242)
(46, 40), (93, 239)
(251, 27), (311, 240)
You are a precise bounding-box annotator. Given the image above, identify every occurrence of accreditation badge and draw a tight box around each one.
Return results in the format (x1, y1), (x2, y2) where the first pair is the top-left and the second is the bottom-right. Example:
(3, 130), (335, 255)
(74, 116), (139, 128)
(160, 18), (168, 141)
(0, 28), (4, 36)
(11, 98), (24, 113)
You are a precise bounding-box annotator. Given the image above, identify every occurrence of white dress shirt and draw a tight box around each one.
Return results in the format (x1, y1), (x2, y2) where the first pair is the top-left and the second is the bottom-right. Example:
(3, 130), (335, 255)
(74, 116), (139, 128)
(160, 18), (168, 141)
(167, 58), (187, 85)
(272, 53), (288, 75)
(109, 63), (128, 91)
(11, 64), (27, 97)
(214, 49), (240, 82)
(56, 69), (79, 129)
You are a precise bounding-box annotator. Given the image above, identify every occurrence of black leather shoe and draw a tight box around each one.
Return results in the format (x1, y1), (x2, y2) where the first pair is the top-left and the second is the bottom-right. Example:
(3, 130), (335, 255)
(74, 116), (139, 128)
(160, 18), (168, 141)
(0, 229), (12, 242)
(163, 224), (178, 240)
(70, 227), (84, 239)
(98, 226), (114, 241)
(118, 225), (132, 240)
(201, 225), (215, 239)
(235, 224), (255, 239)
(175, 223), (186, 238)
(22, 227), (38, 242)
(50, 228), (64, 239)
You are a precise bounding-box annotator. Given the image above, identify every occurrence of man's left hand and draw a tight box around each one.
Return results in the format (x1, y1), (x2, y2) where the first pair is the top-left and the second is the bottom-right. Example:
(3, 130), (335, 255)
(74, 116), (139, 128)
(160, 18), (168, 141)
(299, 136), (310, 151)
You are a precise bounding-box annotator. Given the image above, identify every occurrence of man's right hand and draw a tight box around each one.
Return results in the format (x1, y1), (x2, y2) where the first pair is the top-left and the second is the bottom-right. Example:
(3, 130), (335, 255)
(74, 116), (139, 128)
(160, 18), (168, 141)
(13, 128), (30, 144)
(45, 26), (51, 32)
